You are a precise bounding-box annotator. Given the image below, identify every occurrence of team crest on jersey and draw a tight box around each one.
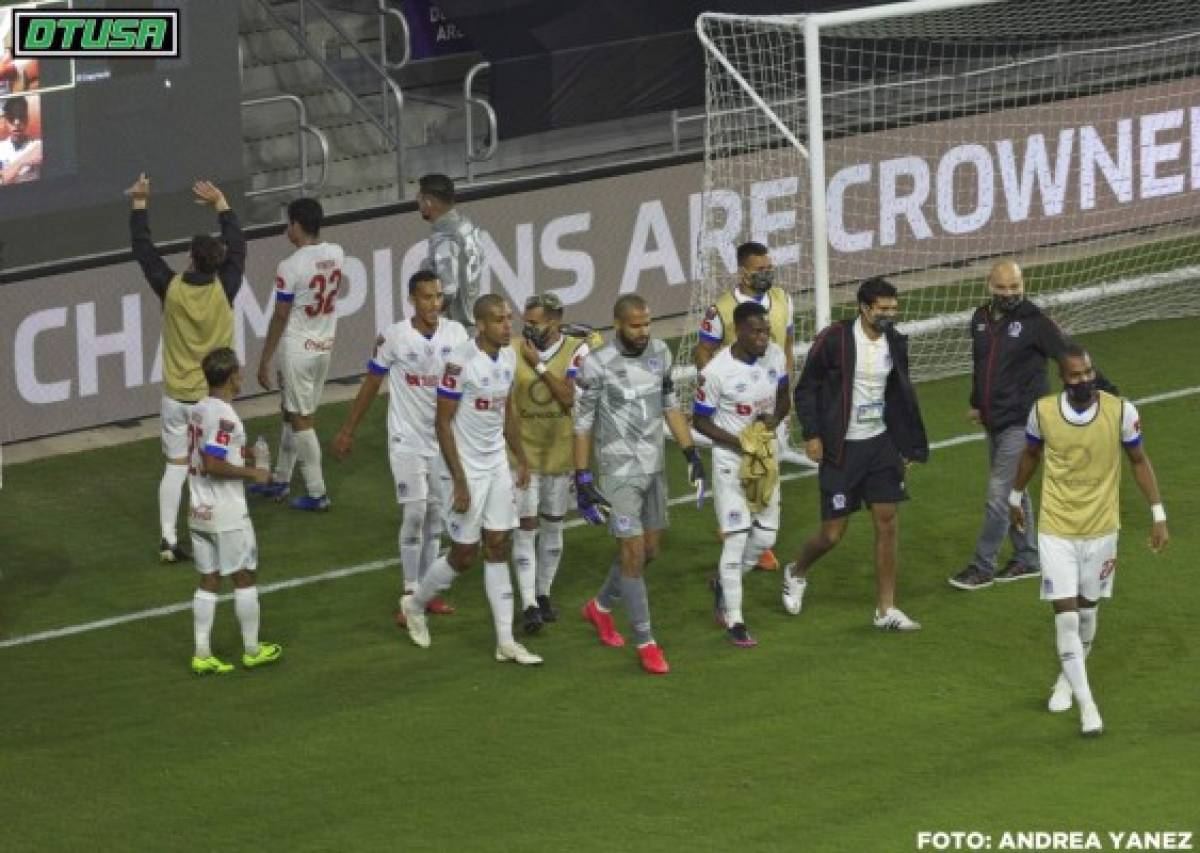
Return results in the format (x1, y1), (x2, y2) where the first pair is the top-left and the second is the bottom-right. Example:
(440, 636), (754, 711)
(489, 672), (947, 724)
(441, 346), (453, 356)
(646, 358), (661, 373)
(615, 515), (634, 533)
(831, 493), (846, 510)
(767, 368), (778, 381)
(727, 510), (743, 526)
(1008, 322), (1022, 337)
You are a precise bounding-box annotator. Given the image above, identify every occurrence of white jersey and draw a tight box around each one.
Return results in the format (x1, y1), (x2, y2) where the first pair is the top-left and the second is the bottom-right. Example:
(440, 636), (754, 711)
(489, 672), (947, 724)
(437, 339), (516, 473)
(693, 343), (788, 467)
(187, 397), (251, 533)
(368, 317), (470, 456)
(845, 317), (893, 441)
(274, 242), (347, 352)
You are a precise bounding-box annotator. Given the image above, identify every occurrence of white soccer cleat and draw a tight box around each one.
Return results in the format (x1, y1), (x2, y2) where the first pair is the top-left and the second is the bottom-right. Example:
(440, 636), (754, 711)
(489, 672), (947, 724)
(1048, 674), (1073, 713)
(781, 563), (808, 616)
(1079, 701), (1103, 737)
(400, 594), (430, 648)
(873, 607), (921, 632)
(495, 642), (543, 666)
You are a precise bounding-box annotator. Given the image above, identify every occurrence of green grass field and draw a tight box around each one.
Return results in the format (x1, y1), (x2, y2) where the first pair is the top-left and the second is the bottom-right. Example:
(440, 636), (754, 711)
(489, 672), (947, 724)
(1, 319), (1197, 852)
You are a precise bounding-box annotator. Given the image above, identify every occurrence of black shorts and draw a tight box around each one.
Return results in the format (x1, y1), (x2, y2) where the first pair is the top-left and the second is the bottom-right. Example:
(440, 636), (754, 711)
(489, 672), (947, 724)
(818, 433), (908, 520)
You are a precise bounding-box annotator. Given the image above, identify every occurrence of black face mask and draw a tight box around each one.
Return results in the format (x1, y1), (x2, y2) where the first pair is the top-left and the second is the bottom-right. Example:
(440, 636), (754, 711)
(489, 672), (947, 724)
(991, 294), (1022, 313)
(523, 324), (551, 350)
(1065, 379), (1096, 406)
(747, 269), (775, 293)
(870, 314), (896, 334)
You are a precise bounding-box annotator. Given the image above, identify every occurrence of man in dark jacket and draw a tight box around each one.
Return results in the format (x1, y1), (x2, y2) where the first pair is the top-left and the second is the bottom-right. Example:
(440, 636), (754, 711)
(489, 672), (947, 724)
(782, 277), (929, 630)
(949, 261), (1070, 589)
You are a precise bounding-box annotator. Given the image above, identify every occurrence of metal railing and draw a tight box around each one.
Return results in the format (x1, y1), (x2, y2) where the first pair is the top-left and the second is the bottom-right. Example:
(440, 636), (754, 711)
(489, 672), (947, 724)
(241, 94), (331, 198)
(463, 61), (498, 181)
(255, 0), (407, 198)
(377, 0), (411, 70)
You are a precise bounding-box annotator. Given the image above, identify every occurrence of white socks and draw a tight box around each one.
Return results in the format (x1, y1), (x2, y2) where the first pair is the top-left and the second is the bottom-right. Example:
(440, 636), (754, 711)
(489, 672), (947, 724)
(399, 502), (427, 593)
(192, 589), (217, 657)
(1054, 611), (1095, 707)
(420, 501), (442, 581)
(484, 561), (515, 646)
(414, 556), (457, 609)
(1079, 606), (1098, 656)
(720, 530), (749, 627)
(273, 423), (297, 484)
(292, 428), (325, 498)
(536, 519), (564, 596)
(513, 528), (538, 609)
(159, 463), (189, 545)
(234, 586), (261, 655)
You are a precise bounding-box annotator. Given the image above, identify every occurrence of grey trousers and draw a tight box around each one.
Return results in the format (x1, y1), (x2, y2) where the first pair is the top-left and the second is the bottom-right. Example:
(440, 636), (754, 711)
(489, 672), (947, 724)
(970, 424), (1039, 574)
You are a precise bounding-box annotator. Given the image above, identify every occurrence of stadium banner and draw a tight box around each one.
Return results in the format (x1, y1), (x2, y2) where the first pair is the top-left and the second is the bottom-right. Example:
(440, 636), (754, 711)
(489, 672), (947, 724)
(5, 77), (1200, 443)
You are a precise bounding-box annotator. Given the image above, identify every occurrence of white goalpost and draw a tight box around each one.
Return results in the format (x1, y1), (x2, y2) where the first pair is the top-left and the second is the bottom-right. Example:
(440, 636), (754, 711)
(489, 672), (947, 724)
(682, 0), (1200, 398)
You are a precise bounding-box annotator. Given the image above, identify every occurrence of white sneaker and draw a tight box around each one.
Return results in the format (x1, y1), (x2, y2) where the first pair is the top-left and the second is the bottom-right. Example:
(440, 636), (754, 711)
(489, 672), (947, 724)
(496, 642), (543, 666)
(400, 594), (430, 648)
(873, 607), (921, 631)
(1048, 674), (1073, 713)
(1079, 701), (1103, 736)
(781, 563), (808, 616)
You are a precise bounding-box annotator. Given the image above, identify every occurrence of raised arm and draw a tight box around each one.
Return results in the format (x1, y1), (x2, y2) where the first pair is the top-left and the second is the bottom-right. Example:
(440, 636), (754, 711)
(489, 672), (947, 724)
(126, 173), (174, 299)
(192, 180), (245, 304)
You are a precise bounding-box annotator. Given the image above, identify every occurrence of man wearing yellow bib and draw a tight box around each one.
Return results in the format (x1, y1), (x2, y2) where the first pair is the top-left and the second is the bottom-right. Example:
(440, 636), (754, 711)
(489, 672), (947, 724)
(129, 173), (246, 564)
(1010, 345), (1168, 737)
(511, 293), (593, 633)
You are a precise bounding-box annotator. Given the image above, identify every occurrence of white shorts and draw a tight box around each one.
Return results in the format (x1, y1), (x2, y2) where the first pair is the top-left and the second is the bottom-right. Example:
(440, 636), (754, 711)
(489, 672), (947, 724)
(388, 446), (444, 506)
(441, 466), (517, 545)
(161, 396), (194, 459)
(712, 458), (781, 534)
(516, 473), (572, 519)
(191, 525), (259, 576)
(1038, 532), (1118, 602)
(279, 349), (331, 416)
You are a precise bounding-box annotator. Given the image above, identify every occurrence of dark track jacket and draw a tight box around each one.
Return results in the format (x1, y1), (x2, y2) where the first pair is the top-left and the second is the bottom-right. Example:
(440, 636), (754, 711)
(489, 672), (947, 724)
(794, 319), (929, 467)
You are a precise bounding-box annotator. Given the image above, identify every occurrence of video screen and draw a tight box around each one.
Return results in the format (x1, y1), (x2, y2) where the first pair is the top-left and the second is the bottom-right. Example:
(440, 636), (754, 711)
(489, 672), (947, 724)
(0, 0), (244, 273)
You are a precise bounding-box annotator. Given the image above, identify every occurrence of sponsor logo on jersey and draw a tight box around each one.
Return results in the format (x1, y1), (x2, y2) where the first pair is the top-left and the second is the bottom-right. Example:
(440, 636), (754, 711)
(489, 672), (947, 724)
(736, 403), (752, 416)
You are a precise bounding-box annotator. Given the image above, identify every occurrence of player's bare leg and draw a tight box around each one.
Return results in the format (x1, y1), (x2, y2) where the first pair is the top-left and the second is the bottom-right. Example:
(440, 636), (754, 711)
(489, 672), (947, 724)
(869, 503), (920, 630)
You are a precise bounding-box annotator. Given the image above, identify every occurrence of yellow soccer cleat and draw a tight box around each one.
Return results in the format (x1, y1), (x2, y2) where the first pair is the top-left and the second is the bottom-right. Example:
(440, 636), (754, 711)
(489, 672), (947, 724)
(242, 642), (283, 669)
(191, 655), (234, 676)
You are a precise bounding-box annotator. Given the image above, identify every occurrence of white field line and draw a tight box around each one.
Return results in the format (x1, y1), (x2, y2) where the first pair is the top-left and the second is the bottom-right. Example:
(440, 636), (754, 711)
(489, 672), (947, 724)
(3, 386), (1197, 651)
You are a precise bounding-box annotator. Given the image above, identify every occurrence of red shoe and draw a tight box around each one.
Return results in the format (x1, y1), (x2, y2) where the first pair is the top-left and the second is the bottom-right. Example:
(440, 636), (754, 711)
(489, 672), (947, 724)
(582, 598), (625, 647)
(637, 642), (670, 675)
(755, 549), (780, 572)
(426, 596), (456, 615)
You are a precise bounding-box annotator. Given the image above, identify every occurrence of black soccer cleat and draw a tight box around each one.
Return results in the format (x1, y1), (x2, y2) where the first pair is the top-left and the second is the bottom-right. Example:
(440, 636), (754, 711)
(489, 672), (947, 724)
(536, 594), (559, 623)
(523, 604), (544, 635)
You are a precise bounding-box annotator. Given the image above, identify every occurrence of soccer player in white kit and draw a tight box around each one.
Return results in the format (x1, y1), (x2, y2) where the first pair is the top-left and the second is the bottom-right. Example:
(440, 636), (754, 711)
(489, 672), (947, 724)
(254, 198), (345, 511)
(1009, 346), (1168, 736)
(399, 295), (540, 665)
(692, 301), (791, 648)
(187, 348), (282, 675)
(333, 271), (469, 621)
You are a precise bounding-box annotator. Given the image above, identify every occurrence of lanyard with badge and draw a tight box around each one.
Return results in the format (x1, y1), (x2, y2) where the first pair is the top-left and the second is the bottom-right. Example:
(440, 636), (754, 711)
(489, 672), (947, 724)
(856, 336), (885, 425)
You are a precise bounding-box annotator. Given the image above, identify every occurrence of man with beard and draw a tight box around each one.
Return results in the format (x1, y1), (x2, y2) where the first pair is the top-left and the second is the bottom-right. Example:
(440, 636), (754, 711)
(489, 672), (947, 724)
(950, 261), (1115, 590)
(576, 294), (707, 675)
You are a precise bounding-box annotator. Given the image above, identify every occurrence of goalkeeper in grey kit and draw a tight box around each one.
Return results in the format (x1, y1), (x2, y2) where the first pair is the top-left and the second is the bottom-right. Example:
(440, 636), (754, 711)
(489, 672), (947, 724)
(574, 294), (706, 675)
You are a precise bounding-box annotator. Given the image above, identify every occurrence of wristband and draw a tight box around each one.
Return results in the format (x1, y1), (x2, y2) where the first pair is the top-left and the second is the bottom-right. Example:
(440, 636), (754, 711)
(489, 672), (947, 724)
(534, 362), (547, 376)
(1007, 489), (1024, 508)
(1151, 503), (1166, 523)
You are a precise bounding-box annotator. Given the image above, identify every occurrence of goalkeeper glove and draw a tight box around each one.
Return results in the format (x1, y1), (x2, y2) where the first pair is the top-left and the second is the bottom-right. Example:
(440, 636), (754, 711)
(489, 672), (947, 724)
(574, 470), (611, 525)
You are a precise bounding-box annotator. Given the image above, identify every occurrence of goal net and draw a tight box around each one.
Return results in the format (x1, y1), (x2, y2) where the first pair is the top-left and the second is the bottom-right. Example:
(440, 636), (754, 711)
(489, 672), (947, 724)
(684, 0), (1200, 392)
